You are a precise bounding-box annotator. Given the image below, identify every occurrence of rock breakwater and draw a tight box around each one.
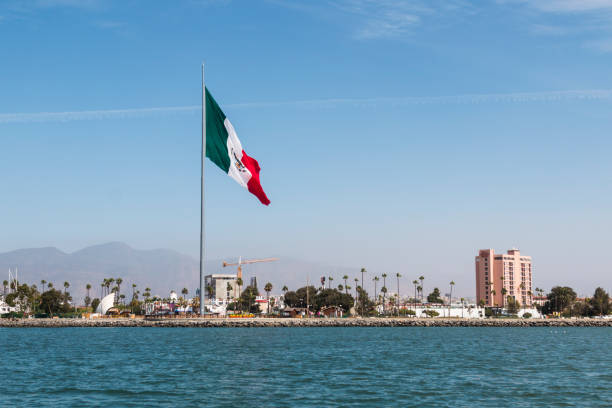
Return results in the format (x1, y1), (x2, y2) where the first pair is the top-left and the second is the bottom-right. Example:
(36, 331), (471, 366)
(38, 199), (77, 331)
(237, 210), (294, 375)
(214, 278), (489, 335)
(1, 318), (611, 328)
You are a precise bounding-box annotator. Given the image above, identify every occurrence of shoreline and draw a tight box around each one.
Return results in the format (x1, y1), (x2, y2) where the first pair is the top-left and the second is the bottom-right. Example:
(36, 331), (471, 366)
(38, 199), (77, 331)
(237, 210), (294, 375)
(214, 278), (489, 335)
(1, 317), (611, 328)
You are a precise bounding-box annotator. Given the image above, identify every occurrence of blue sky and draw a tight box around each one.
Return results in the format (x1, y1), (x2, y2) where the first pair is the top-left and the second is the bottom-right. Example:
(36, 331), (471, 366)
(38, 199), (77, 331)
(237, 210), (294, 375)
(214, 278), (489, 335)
(1, 0), (612, 296)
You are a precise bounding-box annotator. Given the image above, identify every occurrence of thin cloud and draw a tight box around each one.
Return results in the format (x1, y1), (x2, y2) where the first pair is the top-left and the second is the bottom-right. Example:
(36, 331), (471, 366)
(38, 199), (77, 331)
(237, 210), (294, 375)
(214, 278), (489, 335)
(522, 0), (612, 13)
(2, 89), (612, 124)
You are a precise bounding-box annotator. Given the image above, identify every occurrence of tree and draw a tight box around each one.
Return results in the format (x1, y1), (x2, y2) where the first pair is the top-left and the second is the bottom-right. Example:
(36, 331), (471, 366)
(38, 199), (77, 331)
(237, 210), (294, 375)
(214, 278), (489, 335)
(328, 276), (333, 290)
(590, 287), (610, 316)
(284, 286), (316, 309)
(448, 281), (455, 316)
(396, 273), (402, 316)
(264, 282), (273, 314)
(544, 286), (577, 314)
(282, 285), (288, 293)
(5, 283), (38, 314)
(381, 286), (388, 314)
(356, 286), (374, 316)
(506, 296), (520, 314)
(239, 285), (260, 313)
(84, 296), (92, 309)
(91, 298), (100, 312)
(116, 278), (123, 299)
(478, 299), (485, 308)
(2, 280), (7, 296)
(313, 288), (354, 314)
(86, 283), (91, 300)
(40, 280), (47, 293)
(360, 268), (367, 315)
(40, 288), (71, 316)
(373, 276), (379, 304)
(236, 278), (243, 303)
(226, 282), (233, 310)
(338, 284), (343, 292)
(381, 273), (388, 312)
(182, 287), (188, 297)
(419, 276), (425, 303)
(343, 275), (349, 295)
(427, 288), (444, 304)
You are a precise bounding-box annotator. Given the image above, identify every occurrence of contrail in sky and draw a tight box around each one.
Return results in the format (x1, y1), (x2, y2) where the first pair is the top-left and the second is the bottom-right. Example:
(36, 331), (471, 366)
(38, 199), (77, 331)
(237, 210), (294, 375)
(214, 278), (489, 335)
(1, 89), (611, 124)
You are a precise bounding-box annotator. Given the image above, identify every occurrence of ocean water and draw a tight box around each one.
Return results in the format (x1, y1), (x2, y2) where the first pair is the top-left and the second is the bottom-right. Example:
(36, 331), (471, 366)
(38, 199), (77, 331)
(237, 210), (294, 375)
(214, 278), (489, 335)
(1, 327), (610, 407)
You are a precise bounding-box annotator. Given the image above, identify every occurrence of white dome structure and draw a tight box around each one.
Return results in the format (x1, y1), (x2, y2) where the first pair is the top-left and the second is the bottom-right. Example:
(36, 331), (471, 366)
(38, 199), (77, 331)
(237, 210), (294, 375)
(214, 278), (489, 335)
(96, 293), (115, 315)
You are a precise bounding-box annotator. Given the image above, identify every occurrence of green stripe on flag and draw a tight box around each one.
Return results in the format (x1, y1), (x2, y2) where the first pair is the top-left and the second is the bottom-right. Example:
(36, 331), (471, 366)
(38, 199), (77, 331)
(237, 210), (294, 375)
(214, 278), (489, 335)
(205, 88), (231, 173)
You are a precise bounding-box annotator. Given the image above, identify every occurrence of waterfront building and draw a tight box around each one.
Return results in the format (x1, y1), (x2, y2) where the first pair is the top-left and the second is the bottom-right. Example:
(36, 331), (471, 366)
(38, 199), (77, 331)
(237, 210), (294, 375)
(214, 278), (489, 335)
(475, 249), (533, 307)
(204, 274), (238, 304)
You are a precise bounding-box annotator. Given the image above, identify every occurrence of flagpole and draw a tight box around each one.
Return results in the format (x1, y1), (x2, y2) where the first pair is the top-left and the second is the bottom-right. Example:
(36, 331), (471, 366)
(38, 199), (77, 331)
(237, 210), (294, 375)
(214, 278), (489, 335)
(200, 62), (206, 316)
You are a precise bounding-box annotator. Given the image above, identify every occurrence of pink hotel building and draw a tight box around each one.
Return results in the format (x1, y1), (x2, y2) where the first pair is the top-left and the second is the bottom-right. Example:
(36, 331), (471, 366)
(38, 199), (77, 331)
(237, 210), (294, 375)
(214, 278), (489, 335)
(475, 249), (533, 307)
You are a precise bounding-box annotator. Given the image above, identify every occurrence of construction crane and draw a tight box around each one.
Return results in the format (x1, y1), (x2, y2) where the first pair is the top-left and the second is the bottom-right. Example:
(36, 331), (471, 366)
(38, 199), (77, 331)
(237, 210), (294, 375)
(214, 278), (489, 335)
(222, 257), (279, 280)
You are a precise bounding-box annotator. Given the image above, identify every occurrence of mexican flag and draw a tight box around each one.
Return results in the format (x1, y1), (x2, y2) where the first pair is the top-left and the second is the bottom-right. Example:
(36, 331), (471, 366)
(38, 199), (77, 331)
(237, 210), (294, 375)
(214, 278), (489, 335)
(205, 88), (270, 205)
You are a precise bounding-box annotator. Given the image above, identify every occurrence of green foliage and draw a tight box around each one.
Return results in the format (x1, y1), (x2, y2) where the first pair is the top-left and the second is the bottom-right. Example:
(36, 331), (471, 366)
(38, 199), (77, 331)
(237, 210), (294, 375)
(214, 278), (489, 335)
(238, 285), (260, 313)
(283, 286), (317, 309)
(355, 286), (375, 316)
(590, 287), (610, 316)
(283, 287), (354, 314)
(522, 312), (532, 319)
(506, 296), (520, 314)
(399, 309), (416, 316)
(543, 286), (577, 314)
(427, 288), (444, 304)
(423, 309), (439, 317)
(314, 288), (354, 314)
(40, 289), (72, 315)
(90, 298), (100, 312)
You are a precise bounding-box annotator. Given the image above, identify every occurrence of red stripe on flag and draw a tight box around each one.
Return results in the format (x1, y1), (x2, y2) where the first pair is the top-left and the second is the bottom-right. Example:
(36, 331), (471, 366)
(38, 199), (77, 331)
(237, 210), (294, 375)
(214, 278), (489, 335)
(241, 150), (270, 206)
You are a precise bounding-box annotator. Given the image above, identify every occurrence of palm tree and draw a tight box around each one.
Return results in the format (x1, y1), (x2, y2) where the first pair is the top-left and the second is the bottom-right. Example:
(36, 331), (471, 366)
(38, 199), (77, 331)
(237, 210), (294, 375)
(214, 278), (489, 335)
(328, 276), (333, 290)
(63, 281), (70, 297)
(226, 282), (233, 311)
(501, 288), (508, 310)
(381, 286), (388, 313)
(419, 276), (425, 303)
(382, 274), (388, 312)
(360, 268), (366, 314)
(527, 290), (532, 309)
(182, 287), (188, 300)
(354, 278), (359, 306)
(499, 275), (507, 309)
(264, 282), (273, 314)
(460, 297), (465, 318)
(282, 285), (288, 293)
(236, 277), (244, 304)
(86, 283), (91, 299)
(396, 273), (401, 316)
(116, 278), (123, 298)
(3, 280), (8, 296)
(413, 280), (418, 311)
(449, 281), (455, 317)
(343, 275), (349, 295)
(519, 283), (525, 308)
(373, 276), (379, 304)
(338, 284), (343, 292)
(40, 279), (47, 293)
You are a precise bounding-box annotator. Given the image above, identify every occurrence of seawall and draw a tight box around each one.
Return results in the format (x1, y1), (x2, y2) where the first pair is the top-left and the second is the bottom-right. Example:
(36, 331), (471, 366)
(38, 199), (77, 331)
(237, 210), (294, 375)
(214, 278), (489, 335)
(1, 318), (611, 328)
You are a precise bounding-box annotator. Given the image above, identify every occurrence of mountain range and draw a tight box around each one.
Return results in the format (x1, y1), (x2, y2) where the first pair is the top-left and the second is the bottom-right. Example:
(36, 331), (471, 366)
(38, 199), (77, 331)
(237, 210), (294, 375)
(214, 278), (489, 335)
(0, 242), (356, 303)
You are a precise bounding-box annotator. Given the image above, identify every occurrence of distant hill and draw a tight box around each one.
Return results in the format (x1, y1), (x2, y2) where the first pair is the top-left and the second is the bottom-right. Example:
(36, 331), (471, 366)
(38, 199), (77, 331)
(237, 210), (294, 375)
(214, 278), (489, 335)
(0, 242), (357, 304)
